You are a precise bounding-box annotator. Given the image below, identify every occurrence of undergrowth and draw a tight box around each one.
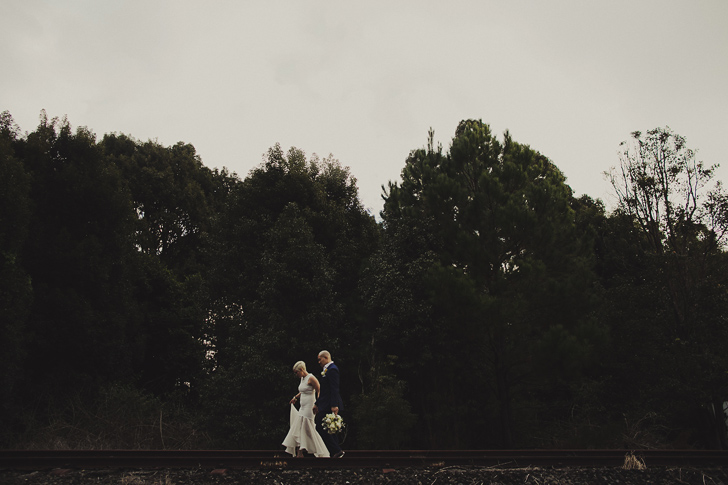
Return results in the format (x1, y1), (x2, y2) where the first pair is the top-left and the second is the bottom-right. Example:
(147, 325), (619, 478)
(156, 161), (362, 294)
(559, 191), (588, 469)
(8, 383), (211, 449)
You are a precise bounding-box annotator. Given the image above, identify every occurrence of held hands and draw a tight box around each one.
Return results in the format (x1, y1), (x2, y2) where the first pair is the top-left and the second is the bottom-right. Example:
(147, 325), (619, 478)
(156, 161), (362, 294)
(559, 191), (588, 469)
(289, 397), (297, 404)
(312, 405), (318, 415)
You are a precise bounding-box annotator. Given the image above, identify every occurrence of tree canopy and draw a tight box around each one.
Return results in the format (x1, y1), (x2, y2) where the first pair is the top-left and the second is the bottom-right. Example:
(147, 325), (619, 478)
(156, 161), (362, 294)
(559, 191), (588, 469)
(0, 110), (725, 450)
(372, 120), (603, 447)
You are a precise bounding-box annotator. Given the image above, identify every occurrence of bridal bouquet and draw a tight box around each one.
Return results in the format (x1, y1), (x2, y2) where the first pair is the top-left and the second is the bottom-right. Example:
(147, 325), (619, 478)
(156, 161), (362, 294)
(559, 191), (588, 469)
(322, 413), (345, 435)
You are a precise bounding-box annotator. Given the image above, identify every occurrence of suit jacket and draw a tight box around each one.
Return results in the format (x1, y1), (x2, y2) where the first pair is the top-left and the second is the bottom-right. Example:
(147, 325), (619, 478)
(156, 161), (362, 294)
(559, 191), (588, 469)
(315, 363), (342, 412)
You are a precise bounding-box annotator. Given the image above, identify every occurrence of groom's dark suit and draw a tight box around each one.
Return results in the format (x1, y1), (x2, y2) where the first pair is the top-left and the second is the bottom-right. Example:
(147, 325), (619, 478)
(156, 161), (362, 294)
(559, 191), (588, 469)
(315, 362), (343, 455)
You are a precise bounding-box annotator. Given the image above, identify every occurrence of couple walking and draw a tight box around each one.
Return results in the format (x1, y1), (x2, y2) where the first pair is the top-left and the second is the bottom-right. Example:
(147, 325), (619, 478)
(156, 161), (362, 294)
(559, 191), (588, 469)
(282, 350), (345, 458)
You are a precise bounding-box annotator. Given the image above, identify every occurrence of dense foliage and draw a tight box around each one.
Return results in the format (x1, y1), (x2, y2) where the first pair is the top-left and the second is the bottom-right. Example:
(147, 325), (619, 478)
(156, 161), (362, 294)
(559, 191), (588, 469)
(0, 112), (726, 450)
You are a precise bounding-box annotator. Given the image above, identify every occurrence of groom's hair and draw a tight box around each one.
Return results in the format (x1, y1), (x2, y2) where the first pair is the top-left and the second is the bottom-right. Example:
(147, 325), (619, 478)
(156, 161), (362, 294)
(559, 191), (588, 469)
(318, 350), (331, 360)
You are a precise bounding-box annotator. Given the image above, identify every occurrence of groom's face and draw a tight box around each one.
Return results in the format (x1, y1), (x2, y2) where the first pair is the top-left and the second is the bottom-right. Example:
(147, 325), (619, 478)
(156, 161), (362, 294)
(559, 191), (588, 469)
(318, 354), (330, 368)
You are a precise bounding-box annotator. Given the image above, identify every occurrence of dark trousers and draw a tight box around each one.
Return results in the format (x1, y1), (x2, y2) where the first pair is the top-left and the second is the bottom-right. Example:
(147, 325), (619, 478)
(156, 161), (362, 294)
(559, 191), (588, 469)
(315, 408), (342, 455)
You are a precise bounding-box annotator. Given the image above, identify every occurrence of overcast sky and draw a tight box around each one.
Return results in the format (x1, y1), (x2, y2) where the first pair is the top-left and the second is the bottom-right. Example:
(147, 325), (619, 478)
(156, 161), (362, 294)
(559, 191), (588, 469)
(2, 1), (726, 216)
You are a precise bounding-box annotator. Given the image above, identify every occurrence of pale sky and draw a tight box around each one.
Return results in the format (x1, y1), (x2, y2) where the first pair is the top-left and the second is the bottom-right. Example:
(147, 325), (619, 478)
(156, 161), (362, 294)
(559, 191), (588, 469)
(2, 1), (726, 216)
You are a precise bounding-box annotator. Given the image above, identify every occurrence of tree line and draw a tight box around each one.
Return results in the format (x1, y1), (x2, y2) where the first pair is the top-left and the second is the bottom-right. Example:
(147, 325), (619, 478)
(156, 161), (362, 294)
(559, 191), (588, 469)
(1, 111), (726, 450)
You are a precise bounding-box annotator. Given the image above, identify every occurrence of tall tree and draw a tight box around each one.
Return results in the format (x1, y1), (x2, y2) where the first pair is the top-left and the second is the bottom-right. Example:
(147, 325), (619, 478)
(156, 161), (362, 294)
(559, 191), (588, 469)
(18, 113), (140, 397)
(0, 112), (33, 435)
(201, 144), (379, 447)
(607, 127), (728, 335)
(101, 134), (233, 394)
(606, 127), (728, 448)
(373, 121), (601, 447)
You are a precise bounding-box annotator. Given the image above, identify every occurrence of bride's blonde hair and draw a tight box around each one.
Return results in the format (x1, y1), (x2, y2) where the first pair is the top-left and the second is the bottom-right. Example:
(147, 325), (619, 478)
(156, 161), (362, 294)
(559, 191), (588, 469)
(292, 361), (306, 372)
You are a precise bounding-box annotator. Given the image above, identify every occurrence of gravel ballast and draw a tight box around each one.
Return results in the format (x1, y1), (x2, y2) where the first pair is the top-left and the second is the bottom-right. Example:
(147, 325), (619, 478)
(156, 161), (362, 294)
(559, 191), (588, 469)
(2, 465), (728, 484)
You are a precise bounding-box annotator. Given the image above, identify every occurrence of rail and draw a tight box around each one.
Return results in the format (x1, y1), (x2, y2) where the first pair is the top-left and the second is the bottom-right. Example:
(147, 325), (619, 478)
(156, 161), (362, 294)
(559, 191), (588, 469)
(1, 449), (727, 469)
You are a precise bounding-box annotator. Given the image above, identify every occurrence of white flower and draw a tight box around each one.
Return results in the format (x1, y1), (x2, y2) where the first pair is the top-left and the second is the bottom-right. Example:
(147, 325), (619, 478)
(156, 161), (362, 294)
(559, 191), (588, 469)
(323, 413), (345, 434)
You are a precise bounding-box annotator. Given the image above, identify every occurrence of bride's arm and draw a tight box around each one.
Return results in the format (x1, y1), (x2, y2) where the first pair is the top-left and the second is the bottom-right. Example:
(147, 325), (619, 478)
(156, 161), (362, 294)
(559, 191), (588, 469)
(309, 375), (321, 398)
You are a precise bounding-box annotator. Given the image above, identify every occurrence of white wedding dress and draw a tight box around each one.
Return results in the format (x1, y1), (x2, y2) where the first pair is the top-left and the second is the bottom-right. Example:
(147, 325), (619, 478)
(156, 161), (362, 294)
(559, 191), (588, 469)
(282, 374), (330, 457)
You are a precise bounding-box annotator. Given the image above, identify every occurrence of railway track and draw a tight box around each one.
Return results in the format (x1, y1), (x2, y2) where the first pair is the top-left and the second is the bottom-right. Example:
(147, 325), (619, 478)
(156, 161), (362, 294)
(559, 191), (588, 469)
(1, 449), (727, 469)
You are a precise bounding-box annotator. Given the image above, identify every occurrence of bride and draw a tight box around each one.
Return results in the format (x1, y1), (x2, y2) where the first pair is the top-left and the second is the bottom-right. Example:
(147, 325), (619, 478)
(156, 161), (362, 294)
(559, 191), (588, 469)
(282, 361), (330, 457)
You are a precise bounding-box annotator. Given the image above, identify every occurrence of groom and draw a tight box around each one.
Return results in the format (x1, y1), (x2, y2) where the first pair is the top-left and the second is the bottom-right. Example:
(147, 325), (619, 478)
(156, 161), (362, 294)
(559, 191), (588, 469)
(313, 350), (344, 458)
